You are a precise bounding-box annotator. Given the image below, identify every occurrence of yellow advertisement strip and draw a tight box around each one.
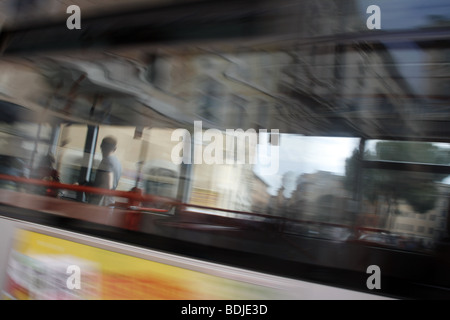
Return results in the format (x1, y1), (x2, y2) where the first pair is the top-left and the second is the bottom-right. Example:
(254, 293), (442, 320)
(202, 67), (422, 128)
(3, 229), (282, 300)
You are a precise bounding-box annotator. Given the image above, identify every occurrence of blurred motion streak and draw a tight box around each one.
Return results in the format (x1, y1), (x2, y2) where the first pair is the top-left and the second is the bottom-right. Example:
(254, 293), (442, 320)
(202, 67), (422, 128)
(0, 0), (450, 299)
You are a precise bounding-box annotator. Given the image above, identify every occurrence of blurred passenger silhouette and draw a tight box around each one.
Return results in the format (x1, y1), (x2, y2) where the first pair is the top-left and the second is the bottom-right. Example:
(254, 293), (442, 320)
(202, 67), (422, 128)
(89, 136), (122, 206)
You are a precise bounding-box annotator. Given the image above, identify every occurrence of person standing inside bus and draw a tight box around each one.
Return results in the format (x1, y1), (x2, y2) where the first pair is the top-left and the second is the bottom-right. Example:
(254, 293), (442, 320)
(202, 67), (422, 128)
(90, 136), (122, 206)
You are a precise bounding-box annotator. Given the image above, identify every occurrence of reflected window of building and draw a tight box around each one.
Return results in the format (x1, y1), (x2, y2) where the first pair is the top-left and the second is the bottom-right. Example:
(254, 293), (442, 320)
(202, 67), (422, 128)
(229, 95), (247, 129)
(197, 77), (223, 122)
(256, 100), (269, 129)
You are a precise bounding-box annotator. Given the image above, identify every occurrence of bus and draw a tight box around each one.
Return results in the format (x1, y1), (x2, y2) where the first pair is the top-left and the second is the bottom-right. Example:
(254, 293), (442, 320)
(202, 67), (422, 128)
(0, 0), (449, 299)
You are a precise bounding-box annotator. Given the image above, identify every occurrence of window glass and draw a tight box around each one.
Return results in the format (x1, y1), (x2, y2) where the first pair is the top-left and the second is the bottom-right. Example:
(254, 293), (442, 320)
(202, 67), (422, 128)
(189, 133), (360, 224)
(364, 140), (450, 165)
(360, 168), (449, 251)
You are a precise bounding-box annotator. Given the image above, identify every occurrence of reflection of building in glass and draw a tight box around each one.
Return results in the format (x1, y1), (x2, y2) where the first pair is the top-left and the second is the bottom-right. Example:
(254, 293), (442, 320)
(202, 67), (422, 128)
(285, 171), (349, 223)
(389, 184), (449, 247)
(189, 131), (262, 212)
(274, 167), (449, 247)
(250, 172), (271, 214)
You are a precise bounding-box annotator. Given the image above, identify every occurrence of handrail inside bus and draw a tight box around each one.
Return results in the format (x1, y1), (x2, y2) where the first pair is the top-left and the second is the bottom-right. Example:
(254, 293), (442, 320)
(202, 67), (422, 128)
(0, 173), (175, 204)
(0, 173), (391, 236)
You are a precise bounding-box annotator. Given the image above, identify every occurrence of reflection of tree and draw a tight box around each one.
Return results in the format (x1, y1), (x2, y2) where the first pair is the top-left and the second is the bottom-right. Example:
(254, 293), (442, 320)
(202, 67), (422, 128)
(345, 141), (449, 221)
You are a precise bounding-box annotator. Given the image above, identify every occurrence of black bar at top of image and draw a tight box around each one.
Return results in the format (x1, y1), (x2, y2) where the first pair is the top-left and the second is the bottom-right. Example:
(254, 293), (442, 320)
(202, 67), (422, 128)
(0, 0), (269, 55)
(2, 0), (450, 56)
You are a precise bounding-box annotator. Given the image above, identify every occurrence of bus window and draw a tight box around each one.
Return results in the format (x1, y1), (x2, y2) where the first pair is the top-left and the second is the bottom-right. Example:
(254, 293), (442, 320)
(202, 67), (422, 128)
(355, 140), (450, 251)
(0, 120), (58, 192)
(1, 0), (450, 299)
